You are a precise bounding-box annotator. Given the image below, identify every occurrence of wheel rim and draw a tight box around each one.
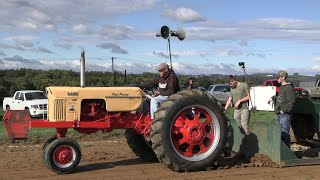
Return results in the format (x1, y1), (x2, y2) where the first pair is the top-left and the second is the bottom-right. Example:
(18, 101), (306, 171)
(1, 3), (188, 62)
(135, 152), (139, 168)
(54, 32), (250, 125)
(53, 145), (76, 168)
(170, 105), (221, 161)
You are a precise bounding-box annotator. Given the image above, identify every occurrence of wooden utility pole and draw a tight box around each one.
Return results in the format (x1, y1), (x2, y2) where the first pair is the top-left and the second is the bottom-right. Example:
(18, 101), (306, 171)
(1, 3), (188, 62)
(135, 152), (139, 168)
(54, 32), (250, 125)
(111, 57), (116, 86)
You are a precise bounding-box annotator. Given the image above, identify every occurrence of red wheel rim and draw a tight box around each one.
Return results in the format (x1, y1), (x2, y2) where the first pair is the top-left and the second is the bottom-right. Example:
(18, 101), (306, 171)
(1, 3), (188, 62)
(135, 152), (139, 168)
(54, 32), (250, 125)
(171, 106), (220, 160)
(53, 145), (75, 167)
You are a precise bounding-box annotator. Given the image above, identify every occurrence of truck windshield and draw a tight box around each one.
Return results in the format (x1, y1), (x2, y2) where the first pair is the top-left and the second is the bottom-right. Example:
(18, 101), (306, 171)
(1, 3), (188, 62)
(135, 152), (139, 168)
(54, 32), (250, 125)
(25, 92), (47, 100)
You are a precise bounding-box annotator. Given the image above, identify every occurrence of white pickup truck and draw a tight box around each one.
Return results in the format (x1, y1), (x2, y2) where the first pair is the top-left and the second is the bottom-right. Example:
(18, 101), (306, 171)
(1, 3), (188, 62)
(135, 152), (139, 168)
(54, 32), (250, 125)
(3, 90), (48, 117)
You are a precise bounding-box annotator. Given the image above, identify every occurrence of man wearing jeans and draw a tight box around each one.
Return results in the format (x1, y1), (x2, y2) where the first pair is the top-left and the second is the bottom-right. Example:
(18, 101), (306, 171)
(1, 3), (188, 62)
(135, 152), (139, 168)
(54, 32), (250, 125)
(224, 75), (251, 135)
(269, 70), (296, 147)
(141, 63), (180, 120)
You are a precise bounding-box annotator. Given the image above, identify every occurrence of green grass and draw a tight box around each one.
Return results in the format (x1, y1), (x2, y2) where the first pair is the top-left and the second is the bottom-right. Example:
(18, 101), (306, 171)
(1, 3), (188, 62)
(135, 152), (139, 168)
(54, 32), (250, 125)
(225, 108), (277, 125)
(0, 106), (276, 144)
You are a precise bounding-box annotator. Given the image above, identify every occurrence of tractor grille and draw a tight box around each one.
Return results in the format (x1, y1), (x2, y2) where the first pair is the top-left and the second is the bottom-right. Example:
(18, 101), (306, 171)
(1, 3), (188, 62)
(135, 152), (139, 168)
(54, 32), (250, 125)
(54, 99), (66, 120)
(39, 104), (47, 110)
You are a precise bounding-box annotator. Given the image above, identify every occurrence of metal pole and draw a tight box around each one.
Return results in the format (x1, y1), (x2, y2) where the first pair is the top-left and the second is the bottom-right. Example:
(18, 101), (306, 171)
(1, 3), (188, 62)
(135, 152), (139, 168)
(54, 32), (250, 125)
(124, 70), (127, 86)
(80, 51), (85, 87)
(168, 38), (173, 70)
(111, 57), (115, 86)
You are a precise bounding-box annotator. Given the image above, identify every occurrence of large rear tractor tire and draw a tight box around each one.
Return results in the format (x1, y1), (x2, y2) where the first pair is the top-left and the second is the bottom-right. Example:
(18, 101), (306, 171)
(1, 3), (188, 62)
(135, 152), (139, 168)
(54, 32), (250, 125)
(125, 129), (158, 162)
(291, 114), (316, 141)
(151, 90), (230, 172)
(43, 137), (81, 174)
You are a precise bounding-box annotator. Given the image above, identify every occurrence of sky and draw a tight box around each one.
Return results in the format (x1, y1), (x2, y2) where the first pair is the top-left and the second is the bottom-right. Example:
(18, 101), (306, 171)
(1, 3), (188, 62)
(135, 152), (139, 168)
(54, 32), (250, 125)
(0, 0), (320, 76)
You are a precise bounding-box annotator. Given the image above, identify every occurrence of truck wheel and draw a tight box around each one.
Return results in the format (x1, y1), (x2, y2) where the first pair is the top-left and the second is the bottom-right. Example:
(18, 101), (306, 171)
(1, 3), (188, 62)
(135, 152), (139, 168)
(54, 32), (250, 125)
(291, 114), (316, 141)
(151, 90), (230, 172)
(125, 129), (158, 162)
(6, 105), (10, 110)
(43, 137), (81, 174)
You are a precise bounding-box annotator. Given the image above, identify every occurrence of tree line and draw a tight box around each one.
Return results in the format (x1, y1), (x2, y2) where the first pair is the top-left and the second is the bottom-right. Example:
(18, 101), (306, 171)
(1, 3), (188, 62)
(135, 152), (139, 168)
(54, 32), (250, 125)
(0, 69), (315, 99)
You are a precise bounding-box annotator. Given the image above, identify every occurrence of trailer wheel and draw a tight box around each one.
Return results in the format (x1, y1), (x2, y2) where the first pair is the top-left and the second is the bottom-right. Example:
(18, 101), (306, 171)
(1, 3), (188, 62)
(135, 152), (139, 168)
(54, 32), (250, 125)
(151, 90), (230, 172)
(125, 129), (158, 162)
(43, 137), (81, 174)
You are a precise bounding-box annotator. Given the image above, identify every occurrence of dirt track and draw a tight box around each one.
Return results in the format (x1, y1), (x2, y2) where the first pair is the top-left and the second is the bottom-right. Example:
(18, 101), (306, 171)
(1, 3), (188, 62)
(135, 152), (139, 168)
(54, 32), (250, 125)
(0, 137), (320, 180)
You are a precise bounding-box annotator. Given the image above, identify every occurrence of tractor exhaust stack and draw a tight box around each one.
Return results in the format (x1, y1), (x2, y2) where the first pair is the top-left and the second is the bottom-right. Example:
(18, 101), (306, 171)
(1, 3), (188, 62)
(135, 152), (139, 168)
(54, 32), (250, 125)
(80, 51), (85, 87)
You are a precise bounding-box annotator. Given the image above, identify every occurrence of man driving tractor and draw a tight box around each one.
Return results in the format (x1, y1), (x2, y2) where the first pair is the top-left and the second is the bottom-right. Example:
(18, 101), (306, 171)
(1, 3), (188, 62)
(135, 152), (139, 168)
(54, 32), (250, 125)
(141, 63), (180, 120)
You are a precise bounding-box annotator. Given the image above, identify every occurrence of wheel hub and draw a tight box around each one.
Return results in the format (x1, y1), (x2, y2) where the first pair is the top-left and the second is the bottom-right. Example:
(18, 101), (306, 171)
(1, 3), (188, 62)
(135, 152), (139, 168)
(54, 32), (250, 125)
(54, 146), (73, 164)
(188, 125), (205, 144)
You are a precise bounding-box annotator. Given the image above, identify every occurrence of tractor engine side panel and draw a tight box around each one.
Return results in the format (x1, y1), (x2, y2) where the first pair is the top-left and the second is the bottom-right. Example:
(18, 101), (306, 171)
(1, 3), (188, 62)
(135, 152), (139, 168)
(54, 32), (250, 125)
(46, 86), (146, 122)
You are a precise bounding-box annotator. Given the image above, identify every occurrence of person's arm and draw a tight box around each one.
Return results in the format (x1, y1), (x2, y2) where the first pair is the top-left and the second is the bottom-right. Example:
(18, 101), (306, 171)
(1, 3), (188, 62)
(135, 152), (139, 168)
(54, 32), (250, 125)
(141, 77), (158, 90)
(224, 97), (232, 111)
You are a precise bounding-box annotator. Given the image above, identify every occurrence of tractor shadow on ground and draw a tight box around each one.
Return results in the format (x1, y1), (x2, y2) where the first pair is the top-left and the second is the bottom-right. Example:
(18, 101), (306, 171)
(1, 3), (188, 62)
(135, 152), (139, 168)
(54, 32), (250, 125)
(74, 158), (158, 173)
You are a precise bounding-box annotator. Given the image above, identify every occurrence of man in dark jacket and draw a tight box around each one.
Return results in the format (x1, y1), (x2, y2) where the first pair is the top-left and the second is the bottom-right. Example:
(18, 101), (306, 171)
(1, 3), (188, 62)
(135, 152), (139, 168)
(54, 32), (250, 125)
(142, 63), (180, 120)
(269, 70), (296, 147)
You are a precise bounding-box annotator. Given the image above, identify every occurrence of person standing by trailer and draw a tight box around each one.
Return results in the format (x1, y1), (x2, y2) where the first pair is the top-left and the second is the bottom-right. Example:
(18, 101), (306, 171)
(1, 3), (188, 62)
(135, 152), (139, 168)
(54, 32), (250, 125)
(269, 70), (296, 147)
(224, 75), (251, 135)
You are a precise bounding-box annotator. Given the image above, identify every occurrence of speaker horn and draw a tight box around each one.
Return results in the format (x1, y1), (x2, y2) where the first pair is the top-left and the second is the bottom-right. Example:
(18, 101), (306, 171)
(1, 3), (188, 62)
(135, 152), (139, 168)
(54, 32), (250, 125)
(160, 25), (170, 39)
(172, 27), (185, 41)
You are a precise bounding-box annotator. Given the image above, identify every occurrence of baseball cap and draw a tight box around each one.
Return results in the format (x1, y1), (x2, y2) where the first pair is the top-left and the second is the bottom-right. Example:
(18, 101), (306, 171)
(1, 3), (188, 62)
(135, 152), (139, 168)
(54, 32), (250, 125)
(277, 70), (288, 78)
(156, 63), (169, 71)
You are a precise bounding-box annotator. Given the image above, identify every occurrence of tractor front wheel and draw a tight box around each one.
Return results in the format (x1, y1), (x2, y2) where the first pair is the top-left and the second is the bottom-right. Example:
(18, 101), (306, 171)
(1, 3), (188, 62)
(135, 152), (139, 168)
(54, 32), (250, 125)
(151, 90), (230, 172)
(42, 136), (57, 164)
(43, 137), (81, 174)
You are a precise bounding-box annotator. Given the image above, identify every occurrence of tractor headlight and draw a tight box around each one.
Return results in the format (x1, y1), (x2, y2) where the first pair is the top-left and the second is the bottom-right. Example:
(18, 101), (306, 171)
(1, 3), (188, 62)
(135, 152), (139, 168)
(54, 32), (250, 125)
(31, 105), (39, 109)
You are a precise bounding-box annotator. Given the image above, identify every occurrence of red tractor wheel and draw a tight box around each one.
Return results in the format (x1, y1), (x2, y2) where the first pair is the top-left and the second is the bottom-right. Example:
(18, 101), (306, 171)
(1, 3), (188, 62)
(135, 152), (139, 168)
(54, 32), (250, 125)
(151, 90), (230, 172)
(43, 137), (81, 174)
(42, 136), (57, 164)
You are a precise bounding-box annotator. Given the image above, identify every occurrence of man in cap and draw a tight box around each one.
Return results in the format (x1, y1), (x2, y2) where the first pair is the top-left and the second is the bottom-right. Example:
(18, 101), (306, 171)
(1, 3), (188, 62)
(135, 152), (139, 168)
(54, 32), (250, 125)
(269, 70), (296, 147)
(141, 63), (180, 120)
(224, 75), (251, 135)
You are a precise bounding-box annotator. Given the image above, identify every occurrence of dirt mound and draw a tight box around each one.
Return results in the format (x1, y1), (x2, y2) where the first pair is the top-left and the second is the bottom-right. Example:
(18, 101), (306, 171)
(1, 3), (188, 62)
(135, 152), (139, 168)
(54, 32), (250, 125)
(217, 152), (277, 169)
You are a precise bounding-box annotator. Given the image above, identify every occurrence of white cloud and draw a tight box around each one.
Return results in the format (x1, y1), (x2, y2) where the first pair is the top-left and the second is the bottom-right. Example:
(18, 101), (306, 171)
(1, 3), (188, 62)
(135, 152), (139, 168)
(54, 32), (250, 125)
(21, 22), (38, 32)
(0, 0), (161, 32)
(44, 24), (57, 31)
(3, 36), (36, 41)
(38, 47), (54, 54)
(188, 18), (320, 42)
(163, 7), (206, 23)
(0, 50), (5, 56)
(0, 43), (26, 51)
(97, 43), (128, 54)
(0, 55), (318, 76)
(98, 24), (134, 40)
(73, 24), (91, 35)
(312, 56), (320, 62)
